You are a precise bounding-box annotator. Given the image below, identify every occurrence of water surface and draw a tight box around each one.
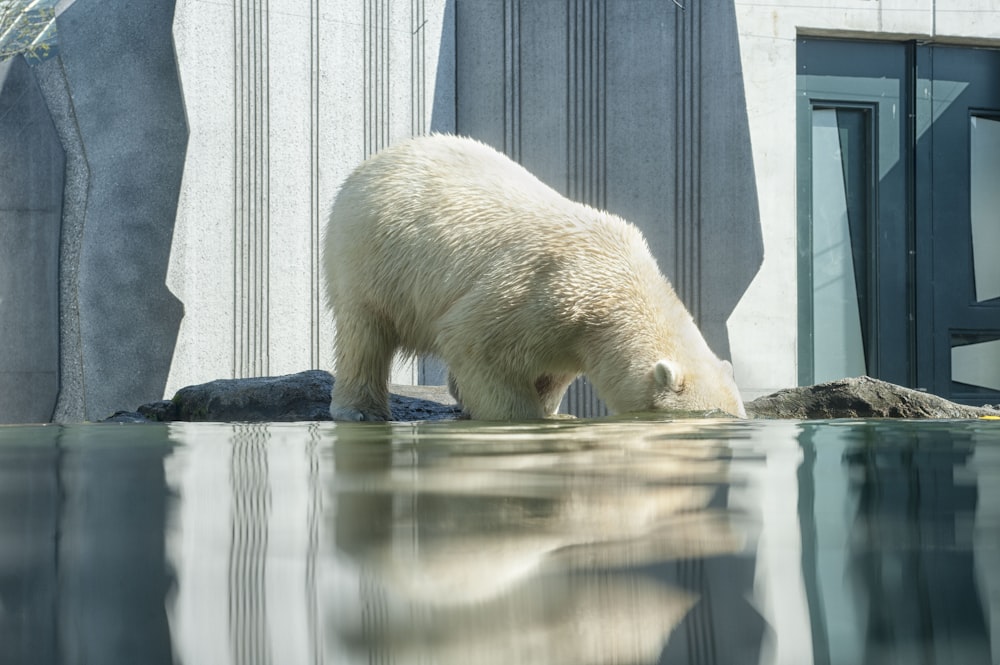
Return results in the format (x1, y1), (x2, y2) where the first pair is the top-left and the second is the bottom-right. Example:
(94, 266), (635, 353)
(1, 418), (998, 664)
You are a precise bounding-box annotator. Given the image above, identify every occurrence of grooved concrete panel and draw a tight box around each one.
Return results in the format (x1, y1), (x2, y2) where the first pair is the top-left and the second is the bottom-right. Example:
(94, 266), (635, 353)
(167, 0), (455, 396)
(0, 56), (63, 424)
(56, 0), (187, 421)
(456, 0), (763, 415)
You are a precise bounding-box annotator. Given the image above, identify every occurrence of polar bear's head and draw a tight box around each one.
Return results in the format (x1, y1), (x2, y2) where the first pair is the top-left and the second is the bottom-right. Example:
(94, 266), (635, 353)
(646, 357), (746, 418)
(587, 344), (746, 419)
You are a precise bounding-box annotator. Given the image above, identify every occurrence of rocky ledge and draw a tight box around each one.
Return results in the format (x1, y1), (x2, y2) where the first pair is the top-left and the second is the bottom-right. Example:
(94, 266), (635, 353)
(104, 372), (999, 423)
(105, 370), (461, 423)
(746, 376), (998, 419)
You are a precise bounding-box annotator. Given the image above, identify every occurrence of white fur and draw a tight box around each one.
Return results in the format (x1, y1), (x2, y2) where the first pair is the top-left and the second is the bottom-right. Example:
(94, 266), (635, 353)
(323, 134), (746, 421)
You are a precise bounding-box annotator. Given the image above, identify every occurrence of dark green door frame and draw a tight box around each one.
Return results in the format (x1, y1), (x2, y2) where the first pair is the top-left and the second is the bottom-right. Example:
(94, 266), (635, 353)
(797, 38), (914, 388)
(798, 38), (1000, 405)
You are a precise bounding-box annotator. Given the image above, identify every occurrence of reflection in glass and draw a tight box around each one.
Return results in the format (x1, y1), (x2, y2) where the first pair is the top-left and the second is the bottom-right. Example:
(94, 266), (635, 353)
(952, 334), (1000, 392)
(0, 0), (60, 64)
(811, 108), (869, 382)
(970, 115), (1000, 303)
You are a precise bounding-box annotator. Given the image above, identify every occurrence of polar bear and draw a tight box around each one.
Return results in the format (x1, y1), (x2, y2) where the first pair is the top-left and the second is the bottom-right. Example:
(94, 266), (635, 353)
(323, 134), (745, 421)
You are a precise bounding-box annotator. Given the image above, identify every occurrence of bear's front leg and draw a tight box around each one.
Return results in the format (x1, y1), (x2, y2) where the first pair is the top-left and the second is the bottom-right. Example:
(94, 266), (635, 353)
(329, 313), (395, 421)
(329, 390), (390, 421)
(447, 365), (547, 421)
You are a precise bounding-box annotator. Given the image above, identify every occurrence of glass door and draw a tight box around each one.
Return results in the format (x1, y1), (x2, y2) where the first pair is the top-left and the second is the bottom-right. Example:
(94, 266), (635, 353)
(798, 39), (1000, 405)
(919, 46), (1000, 403)
(797, 39), (913, 388)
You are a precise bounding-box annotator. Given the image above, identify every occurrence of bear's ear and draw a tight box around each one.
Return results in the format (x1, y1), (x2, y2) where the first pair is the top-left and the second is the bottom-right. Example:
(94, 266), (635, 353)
(654, 359), (684, 392)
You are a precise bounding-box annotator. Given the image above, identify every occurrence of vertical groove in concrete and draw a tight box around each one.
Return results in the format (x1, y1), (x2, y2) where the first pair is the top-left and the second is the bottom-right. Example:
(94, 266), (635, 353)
(309, 0), (322, 370)
(673, 0), (701, 321)
(234, 0), (270, 378)
(364, 0), (390, 158)
(567, 0), (605, 209)
(563, 0), (608, 418)
(411, 0), (426, 136)
(502, 0), (520, 161)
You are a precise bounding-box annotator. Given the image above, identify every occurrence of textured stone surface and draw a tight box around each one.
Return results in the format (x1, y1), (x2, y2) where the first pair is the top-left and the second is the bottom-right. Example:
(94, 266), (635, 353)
(125, 370), (461, 423)
(103, 410), (156, 424)
(746, 376), (1000, 420)
(33, 49), (89, 423)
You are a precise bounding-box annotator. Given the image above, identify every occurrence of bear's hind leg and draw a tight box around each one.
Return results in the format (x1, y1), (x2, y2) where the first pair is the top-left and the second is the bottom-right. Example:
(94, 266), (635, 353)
(447, 371), (462, 406)
(535, 373), (577, 416)
(330, 310), (396, 421)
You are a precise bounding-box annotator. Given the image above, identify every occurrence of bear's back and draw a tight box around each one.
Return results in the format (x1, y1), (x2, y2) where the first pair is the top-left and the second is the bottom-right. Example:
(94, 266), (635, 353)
(331, 135), (646, 270)
(324, 134), (667, 353)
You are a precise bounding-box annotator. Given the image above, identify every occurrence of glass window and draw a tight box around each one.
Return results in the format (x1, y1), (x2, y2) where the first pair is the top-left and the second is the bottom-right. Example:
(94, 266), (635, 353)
(970, 115), (1000, 303)
(810, 108), (871, 383)
(952, 333), (1000, 393)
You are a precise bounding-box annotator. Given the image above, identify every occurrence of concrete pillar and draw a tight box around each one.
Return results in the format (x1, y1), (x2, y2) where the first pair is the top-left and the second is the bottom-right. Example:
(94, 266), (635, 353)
(54, 0), (188, 421)
(0, 56), (63, 424)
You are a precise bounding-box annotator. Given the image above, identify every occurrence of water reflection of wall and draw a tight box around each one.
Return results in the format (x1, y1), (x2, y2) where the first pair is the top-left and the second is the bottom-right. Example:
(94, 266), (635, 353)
(0, 426), (176, 665)
(163, 421), (763, 665)
(165, 423), (325, 665)
(798, 422), (996, 664)
(726, 421), (813, 665)
(151, 420), (1000, 663)
(972, 438), (1000, 664)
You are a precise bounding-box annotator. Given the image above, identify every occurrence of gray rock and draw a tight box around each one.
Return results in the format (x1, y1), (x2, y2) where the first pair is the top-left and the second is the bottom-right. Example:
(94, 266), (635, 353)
(114, 372), (994, 424)
(137, 400), (179, 422)
(746, 376), (1000, 420)
(139, 370), (461, 423)
(102, 410), (154, 423)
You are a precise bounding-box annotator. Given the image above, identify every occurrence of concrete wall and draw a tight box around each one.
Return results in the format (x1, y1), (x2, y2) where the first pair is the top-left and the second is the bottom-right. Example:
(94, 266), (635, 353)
(730, 0), (1000, 399)
(4, 0), (1000, 421)
(1, 0), (455, 422)
(455, 0), (764, 413)
(1, 0), (188, 423)
(166, 0), (456, 398)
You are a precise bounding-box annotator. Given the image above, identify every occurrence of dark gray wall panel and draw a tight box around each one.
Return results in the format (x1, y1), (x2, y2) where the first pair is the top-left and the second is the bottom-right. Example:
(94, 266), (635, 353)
(57, 0), (187, 421)
(0, 56), (63, 424)
(456, 0), (762, 415)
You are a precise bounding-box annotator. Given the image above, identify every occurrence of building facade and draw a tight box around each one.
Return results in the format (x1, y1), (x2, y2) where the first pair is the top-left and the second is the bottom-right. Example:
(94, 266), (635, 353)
(0, 0), (997, 422)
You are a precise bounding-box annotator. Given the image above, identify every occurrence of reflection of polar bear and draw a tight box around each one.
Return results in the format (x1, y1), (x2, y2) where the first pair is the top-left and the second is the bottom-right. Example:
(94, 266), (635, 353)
(323, 134), (745, 421)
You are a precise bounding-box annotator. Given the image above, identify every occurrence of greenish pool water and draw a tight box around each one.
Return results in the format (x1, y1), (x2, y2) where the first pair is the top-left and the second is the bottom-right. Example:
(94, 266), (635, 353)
(1, 417), (999, 664)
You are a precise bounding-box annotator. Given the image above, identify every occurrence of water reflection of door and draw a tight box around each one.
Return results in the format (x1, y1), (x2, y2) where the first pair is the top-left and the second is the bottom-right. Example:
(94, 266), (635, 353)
(798, 39), (1000, 405)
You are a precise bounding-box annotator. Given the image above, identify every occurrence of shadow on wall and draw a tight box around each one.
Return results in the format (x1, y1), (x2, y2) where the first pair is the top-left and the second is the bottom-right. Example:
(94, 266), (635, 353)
(452, 0), (763, 413)
(0, 56), (64, 424)
(418, 0), (458, 386)
(0, 0), (188, 423)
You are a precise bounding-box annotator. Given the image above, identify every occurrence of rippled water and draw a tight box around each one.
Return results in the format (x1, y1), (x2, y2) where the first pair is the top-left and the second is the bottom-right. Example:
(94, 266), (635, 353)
(1, 417), (998, 664)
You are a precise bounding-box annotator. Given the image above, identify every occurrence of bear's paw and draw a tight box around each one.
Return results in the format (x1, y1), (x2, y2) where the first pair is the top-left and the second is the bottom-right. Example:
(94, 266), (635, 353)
(330, 403), (389, 422)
